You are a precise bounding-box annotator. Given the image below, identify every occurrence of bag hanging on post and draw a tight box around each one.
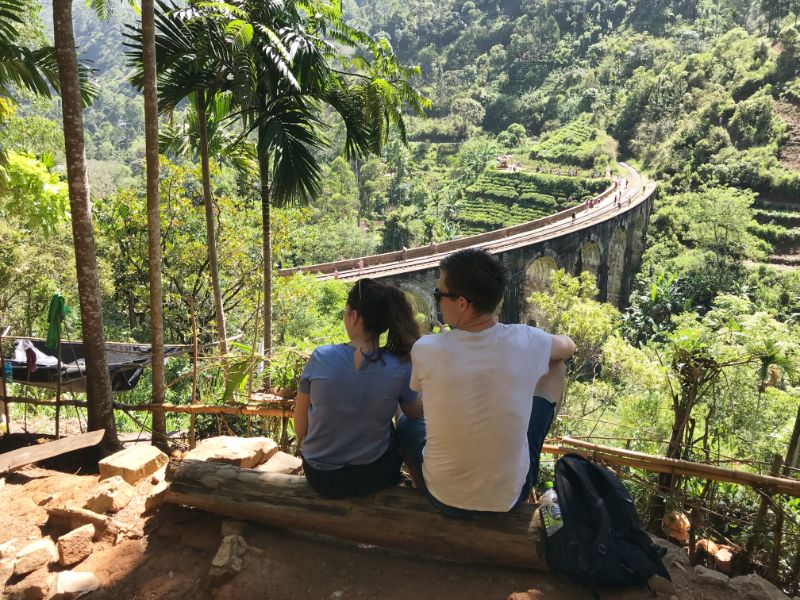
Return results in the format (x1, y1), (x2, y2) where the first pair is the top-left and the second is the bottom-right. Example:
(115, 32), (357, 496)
(545, 453), (671, 587)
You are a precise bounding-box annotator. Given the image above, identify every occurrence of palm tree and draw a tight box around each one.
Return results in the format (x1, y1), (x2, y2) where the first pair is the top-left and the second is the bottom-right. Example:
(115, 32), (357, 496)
(200, 0), (429, 351)
(160, 91), (258, 354)
(128, 4), (253, 355)
(52, 0), (119, 450)
(140, 0), (169, 452)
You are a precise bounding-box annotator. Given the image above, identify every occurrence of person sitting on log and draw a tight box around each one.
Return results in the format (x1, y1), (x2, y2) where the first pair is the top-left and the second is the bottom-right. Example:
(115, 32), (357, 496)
(397, 248), (576, 516)
(294, 278), (423, 498)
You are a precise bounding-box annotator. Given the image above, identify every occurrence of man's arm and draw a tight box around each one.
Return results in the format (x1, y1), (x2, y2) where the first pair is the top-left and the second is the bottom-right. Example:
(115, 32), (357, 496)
(549, 334), (576, 361)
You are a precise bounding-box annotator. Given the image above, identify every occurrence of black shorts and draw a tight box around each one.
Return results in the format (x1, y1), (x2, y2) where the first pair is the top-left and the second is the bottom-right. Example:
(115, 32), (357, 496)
(302, 446), (403, 499)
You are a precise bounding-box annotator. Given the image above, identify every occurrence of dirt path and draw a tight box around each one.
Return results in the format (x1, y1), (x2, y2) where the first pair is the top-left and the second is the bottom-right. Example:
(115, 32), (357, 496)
(0, 459), (765, 600)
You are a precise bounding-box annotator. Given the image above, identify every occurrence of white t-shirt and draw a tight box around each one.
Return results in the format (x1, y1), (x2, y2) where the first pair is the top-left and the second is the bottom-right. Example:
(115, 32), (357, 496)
(410, 323), (552, 511)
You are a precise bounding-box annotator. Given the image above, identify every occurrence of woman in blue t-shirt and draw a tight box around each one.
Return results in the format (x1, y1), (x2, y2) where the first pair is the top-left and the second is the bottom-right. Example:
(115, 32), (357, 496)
(295, 278), (423, 498)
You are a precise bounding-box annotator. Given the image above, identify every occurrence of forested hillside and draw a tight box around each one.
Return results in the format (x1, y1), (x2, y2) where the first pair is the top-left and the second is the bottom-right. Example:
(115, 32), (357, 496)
(1, 0), (800, 591)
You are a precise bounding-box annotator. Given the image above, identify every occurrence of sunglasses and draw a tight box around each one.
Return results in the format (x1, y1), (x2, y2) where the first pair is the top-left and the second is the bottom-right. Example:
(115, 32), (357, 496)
(433, 287), (467, 303)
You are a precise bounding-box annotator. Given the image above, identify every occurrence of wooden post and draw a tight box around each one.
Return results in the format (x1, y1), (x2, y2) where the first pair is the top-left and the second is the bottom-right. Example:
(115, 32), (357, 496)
(55, 323), (63, 439)
(189, 297), (198, 450)
(165, 458), (548, 570)
(1, 326), (10, 435)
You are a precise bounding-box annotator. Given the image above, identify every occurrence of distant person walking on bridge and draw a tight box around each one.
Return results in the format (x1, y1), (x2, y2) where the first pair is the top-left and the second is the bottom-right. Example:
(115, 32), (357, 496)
(397, 249), (575, 515)
(295, 279), (422, 498)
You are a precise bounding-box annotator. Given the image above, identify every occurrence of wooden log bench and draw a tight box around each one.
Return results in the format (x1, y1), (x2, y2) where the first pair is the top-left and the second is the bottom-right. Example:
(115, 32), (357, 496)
(165, 458), (547, 570)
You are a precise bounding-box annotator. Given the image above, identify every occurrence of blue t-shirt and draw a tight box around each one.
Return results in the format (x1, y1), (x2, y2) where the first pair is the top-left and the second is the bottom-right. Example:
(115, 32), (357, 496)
(298, 344), (417, 470)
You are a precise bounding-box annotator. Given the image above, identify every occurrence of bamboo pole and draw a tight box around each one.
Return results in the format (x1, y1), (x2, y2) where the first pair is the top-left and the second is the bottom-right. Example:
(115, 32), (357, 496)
(541, 438), (800, 496)
(3, 396), (292, 418)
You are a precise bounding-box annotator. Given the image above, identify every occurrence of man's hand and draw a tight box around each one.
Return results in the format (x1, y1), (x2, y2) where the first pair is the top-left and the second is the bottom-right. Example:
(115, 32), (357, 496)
(550, 334), (576, 361)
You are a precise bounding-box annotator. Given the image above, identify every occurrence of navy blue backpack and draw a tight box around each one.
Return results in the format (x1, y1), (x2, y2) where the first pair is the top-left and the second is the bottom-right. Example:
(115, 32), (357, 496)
(545, 454), (671, 587)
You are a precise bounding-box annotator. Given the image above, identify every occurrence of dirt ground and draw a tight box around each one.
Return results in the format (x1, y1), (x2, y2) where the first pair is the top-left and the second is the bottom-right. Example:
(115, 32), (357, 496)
(0, 434), (773, 600)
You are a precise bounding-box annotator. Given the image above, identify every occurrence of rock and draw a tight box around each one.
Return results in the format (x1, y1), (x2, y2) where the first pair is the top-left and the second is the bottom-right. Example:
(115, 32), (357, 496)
(99, 444), (169, 485)
(0, 538), (17, 558)
(145, 480), (169, 512)
(85, 476), (135, 513)
(185, 436), (278, 469)
(150, 465), (167, 484)
(330, 591), (344, 600)
(47, 505), (108, 536)
(13, 539), (57, 575)
(209, 535), (248, 583)
(730, 573), (787, 600)
(220, 520), (248, 537)
(662, 511), (690, 545)
(17, 571), (54, 600)
(692, 564), (730, 587)
(255, 451), (302, 474)
(651, 535), (690, 566)
(53, 570), (99, 598)
(507, 593), (535, 600)
(57, 525), (95, 567)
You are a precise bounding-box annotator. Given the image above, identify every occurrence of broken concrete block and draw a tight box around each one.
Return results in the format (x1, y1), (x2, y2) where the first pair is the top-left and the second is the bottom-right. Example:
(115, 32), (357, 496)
(13, 539), (57, 575)
(85, 476), (135, 514)
(255, 451), (302, 474)
(145, 481), (169, 512)
(209, 535), (247, 582)
(54, 570), (99, 597)
(184, 436), (278, 468)
(57, 525), (95, 567)
(99, 445), (169, 485)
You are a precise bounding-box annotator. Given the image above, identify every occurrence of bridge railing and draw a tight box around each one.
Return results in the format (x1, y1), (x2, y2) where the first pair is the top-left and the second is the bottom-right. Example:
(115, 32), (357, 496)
(279, 176), (618, 277)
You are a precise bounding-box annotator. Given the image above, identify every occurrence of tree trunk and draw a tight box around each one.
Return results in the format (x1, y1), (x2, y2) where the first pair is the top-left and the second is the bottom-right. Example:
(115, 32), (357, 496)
(141, 0), (167, 452)
(258, 125), (272, 353)
(52, 0), (119, 451)
(165, 458), (547, 570)
(196, 91), (228, 355)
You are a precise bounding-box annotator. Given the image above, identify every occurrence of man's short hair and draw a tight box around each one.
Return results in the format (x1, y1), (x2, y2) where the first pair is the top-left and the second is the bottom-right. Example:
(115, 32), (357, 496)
(439, 249), (506, 314)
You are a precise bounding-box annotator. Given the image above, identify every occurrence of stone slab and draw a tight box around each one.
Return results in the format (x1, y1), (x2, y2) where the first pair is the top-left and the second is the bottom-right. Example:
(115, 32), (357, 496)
(255, 451), (302, 474)
(13, 539), (57, 575)
(98, 445), (169, 485)
(54, 570), (99, 597)
(85, 475), (135, 513)
(209, 535), (247, 582)
(57, 524), (95, 567)
(184, 436), (278, 469)
(693, 564), (730, 587)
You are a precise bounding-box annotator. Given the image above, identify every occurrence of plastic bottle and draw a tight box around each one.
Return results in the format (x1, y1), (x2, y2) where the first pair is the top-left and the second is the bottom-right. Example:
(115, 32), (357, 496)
(541, 488), (563, 536)
(2, 361), (12, 384)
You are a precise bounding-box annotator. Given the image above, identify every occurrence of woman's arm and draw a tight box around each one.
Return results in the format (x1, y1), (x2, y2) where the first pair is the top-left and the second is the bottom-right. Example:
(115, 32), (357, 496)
(294, 391), (310, 450)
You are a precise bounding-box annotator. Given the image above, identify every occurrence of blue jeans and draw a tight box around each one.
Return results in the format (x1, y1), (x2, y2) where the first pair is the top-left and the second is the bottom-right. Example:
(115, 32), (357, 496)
(396, 395), (555, 518)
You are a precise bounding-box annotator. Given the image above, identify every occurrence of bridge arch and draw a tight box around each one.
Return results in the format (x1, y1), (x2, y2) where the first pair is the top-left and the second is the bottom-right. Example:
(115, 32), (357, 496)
(574, 238), (602, 281)
(605, 226), (627, 307)
(521, 254), (559, 324)
(399, 283), (436, 332)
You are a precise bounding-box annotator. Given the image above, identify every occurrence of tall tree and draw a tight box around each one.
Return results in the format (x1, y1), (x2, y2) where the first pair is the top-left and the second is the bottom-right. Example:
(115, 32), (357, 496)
(52, 0), (119, 449)
(140, 0), (167, 450)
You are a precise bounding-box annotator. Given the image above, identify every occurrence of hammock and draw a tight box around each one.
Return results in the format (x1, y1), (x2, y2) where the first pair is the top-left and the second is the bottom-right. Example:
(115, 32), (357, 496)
(7, 338), (185, 393)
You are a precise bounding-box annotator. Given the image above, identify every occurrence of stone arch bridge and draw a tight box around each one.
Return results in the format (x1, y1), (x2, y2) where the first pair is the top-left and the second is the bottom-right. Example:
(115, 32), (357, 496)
(279, 163), (657, 325)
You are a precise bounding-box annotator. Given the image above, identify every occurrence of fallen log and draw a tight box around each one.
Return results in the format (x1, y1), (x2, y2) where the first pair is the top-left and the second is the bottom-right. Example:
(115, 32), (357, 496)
(165, 458), (547, 570)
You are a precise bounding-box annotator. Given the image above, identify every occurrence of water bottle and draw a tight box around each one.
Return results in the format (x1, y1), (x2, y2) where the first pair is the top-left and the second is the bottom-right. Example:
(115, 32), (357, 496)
(2, 361), (12, 384)
(541, 488), (563, 536)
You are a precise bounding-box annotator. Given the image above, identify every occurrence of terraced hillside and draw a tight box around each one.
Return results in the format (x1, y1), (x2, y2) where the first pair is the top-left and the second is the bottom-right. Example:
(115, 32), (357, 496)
(458, 169), (610, 235)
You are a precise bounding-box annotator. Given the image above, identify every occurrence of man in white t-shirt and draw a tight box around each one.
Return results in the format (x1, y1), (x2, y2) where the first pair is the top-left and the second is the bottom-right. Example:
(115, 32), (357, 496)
(397, 248), (575, 515)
